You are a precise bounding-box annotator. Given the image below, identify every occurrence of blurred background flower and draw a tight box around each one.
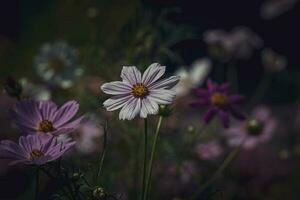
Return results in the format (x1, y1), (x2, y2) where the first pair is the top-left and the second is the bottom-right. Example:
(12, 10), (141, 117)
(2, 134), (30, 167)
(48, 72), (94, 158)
(224, 105), (277, 149)
(194, 140), (223, 161)
(34, 40), (83, 89)
(175, 58), (211, 97)
(260, 0), (299, 20)
(203, 27), (263, 61)
(71, 113), (104, 155)
(262, 48), (287, 73)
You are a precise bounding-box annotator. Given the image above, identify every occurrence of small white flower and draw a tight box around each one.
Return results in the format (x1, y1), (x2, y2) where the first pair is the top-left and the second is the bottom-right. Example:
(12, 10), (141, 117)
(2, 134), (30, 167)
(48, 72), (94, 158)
(101, 63), (180, 120)
(175, 58), (211, 97)
(34, 40), (83, 89)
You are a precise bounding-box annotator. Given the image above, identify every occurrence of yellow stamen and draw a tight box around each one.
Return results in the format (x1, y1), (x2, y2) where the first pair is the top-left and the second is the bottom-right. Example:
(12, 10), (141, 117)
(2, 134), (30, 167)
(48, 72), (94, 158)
(38, 120), (55, 133)
(48, 57), (66, 72)
(131, 83), (149, 98)
(29, 149), (44, 160)
(210, 92), (228, 107)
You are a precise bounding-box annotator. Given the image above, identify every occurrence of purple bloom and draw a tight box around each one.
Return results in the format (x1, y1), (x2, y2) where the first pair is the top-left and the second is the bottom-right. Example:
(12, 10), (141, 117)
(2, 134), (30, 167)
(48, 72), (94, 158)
(12, 100), (84, 136)
(0, 134), (75, 165)
(190, 79), (245, 128)
(195, 141), (223, 161)
(224, 105), (277, 149)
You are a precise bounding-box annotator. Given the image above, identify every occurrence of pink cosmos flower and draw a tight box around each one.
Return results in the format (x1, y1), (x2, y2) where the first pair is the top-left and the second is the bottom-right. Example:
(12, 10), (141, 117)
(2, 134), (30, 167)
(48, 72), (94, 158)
(12, 100), (84, 136)
(224, 105), (277, 149)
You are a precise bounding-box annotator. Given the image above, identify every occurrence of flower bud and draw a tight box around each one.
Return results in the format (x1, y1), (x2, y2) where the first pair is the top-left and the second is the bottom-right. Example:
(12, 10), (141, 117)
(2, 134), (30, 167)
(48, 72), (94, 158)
(3, 76), (22, 99)
(93, 187), (106, 200)
(158, 105), (172, 117)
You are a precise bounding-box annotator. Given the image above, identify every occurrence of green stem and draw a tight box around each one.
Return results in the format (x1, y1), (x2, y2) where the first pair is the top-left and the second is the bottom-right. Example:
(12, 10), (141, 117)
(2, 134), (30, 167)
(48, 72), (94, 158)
(40, 166), (72, 200)
(96, 121), (108, 185)
(246, 75), (272, 109)
(227, 63), (238, 93)
(143, 116), (163, 200)
(35, 168), (39, 200)
(140, 118), (148, 200)
(190, 142), (243, 200)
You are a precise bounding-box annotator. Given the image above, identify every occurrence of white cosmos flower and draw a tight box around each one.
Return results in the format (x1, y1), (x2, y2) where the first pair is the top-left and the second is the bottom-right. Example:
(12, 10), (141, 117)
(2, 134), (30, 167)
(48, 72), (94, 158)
(34, 40), (83, 89)
(175, 58), (211, 97)
(101, 63), (180, 120)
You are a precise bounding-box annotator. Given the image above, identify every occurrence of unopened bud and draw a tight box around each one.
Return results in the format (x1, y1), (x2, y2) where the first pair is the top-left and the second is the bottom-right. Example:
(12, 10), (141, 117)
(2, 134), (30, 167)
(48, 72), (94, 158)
(93, 187), (106, 200)
(3, 77), (22, 99)
(159, 105), (172, 117)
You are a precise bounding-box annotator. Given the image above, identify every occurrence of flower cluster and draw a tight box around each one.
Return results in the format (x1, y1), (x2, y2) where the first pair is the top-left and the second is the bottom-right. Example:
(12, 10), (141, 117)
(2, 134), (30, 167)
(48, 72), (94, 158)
(0, 134), (75, 166)
(0, 99), (84, 166)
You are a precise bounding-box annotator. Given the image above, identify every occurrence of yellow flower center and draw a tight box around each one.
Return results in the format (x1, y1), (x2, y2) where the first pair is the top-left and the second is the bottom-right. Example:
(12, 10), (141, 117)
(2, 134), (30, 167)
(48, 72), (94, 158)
(38, 120), (55, 133)
(48, 57), (66, 72)
(29, 149), (44, 160)
(210, 92), (228, 107)
(131, 83), (149, 98)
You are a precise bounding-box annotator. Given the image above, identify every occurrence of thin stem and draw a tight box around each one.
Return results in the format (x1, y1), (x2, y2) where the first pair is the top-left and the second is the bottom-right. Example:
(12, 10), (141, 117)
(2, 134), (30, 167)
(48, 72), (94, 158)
(246, 75), (272, 109)
(40, 167), (56, 179)
(63, 171), (76, 200)
(190, 140), (244, 200)
(140, 118), (148, 200)
(227, 63), (238, 93)
(35, 168), (39, 200)
(96, 120), (108, 185)
(40, 166), (72, 200)
(143, 116), (163, 200)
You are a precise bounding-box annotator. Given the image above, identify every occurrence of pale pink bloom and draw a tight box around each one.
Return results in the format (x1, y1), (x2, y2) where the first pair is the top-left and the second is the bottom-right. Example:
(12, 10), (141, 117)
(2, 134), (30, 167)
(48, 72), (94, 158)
(73, 114), (103, 154)
(224, 106), (277, 149)
(195, 141), (223, 160)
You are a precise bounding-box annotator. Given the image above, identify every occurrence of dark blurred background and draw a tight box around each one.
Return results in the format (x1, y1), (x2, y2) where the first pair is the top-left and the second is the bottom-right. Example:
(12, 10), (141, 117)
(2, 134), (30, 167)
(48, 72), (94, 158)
(1, 0), (300, 200)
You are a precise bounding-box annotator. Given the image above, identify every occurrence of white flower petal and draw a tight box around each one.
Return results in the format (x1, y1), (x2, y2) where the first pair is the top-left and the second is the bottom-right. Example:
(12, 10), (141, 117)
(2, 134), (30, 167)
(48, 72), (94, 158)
(140, 97), (159, 118)
(148, 89), (176, 105)
(101, 81), (132, 95)
(119, 98), (141, 120)
(149, 75), (180, 90)
(121, 66), (142, 85)
(142, 63), (166, 85)
(190, 59), (211, 83)
(103, 95), (133, 111)
(175, 68), (189, 79)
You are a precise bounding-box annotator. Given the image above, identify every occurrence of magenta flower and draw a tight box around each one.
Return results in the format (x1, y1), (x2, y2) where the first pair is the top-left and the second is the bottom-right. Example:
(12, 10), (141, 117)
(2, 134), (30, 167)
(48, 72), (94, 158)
(12, 100), (84, 136)
(224, 105), (277, 149)
(0, 134), (75, 165)
(190, 79), (245, 128)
